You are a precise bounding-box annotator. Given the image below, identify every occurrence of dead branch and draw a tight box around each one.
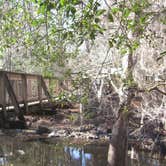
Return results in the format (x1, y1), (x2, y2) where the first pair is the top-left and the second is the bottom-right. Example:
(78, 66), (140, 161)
(148, 83), (166, 96)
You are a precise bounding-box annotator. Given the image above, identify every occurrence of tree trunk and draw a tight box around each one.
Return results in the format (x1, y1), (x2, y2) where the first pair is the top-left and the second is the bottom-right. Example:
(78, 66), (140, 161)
(107, 112), (128, 166)
(108, 47), (135, 166)
(107, 86), (136, 166)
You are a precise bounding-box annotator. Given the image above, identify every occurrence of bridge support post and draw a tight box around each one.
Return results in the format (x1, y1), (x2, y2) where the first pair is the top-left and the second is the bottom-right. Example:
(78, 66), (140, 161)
(4, 73), (25, 121)
(22, 74), (28, 113)
(41, 76), (52, 102)
(38, 76), (43, 110)
(0, 71), (7, 126)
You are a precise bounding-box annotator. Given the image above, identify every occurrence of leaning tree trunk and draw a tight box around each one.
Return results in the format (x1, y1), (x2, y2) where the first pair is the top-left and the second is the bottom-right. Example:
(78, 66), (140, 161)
(107, 106), (128, 166)
(108, 50), (135, 166)
(107, 88), (135, 166)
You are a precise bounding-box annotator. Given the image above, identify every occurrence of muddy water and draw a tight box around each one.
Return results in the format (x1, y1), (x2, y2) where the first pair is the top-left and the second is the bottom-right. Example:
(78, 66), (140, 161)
(0, 135), (166, 166)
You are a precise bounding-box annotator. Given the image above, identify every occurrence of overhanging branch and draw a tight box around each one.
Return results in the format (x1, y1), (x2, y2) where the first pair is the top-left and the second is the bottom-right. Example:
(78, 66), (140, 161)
(135, 83), (166, 95)
(148, 83), (166, 95)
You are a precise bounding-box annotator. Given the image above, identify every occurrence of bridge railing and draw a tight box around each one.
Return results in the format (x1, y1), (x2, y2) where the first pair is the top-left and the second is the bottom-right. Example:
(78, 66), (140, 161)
(2, 71), (48, 105)
(0, 70), (72, 120)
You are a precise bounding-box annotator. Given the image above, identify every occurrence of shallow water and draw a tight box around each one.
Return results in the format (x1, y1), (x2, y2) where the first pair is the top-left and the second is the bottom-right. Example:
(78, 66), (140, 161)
(0, 135), (166, 166)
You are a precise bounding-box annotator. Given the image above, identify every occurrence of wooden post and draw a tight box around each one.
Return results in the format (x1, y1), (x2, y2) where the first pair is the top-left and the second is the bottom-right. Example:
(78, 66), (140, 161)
(38, 76), (43, 110)
(22, 74), (28, 113)
(0, 71), (7, 123)
(41, 76), (52, 102)
(41, 76), (54, 110)
(4, 73), (25, 121)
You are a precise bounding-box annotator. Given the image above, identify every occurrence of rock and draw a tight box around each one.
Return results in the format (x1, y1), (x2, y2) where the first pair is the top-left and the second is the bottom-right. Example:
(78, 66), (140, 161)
(62, 119), (70, 124)
(32, 117), (38, 122)
(159, 141), (166, 158)
(36, 126), (50, 135)
(47, 126), (108, 140)
(48, 131), (56, 137)
(91, 129), (97, 135)
(96, 127), (107, 135)
(79, 124), (95, 132)
(37, 119), (52, 127)
(0, 130), (3, 136)
(151, 137), (166, 158)
(68, 131), (99, 139)
(69, 131), (82, 138)
(57, 130), (68, 137)
(26, 121), (32, 127)
(48, 129), (68, 137)
(17, 150), (25, 155)
(86, 132), (99, 139)
(7, 120), (27, 129)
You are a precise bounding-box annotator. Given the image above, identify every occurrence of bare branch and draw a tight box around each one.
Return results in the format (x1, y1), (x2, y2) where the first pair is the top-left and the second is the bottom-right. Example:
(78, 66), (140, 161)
(149, 85), (166, 95)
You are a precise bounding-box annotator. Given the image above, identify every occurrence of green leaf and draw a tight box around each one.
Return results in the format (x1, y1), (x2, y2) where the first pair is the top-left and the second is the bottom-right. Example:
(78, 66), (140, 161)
(66, 5), (76, 17)
(120, 48), (127, 55)
(160, 51), (166, 55)
(108, 40), (113, 48)
(132, 3), (141, 14)
(111, 7), (120, 14)
(70, 6), (76, 15)
(160, 17), (166, 25)
(108, 12), (114, 22)
(157, 51), (166, 61)
(123, 8), (130, 18)
(95, 18), (100, 23)
(37, 5), (46, 14)
(47, 2), (56, 11)
(90, 31), (95, 40)
(93, 23), (102, 31)
(96, 9), (106, 16)
(140, 16), (147, 24)
(77, 38), (84, 46)
(31, 20), (39, 27)
(72, 0), (82, 5)
(132, 41), (139, 50)
(60, 0), (66, 7)
(0, 47), (4, 59)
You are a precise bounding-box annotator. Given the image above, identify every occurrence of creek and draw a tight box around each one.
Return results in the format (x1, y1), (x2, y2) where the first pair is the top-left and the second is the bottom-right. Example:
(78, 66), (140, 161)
(0, 134), (166, 166)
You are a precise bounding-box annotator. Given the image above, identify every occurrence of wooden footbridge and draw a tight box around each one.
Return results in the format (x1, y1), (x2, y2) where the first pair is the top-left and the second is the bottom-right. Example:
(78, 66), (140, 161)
(0, 70), (69, 125)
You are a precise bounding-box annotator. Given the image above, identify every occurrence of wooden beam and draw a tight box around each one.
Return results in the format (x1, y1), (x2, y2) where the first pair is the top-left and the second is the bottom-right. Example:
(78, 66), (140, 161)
(41, 76), (55, 110)
(38, 76), (43, 109)
(4, 73), (25, 121)
(41, 76), (52, 102)
(22, 74), (28, 113)
(0, 71), (7, 122)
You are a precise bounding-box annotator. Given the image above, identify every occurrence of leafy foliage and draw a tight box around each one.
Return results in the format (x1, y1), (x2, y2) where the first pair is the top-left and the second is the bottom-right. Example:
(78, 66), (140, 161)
(0, 0), (104, 74)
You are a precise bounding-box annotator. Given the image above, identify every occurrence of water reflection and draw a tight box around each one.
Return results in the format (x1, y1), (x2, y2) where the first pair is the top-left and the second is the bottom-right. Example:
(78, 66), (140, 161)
(64, 147), (92, 166)
(0, 136), (108, 166)
(128, 152), (166, 166)
(0, 135), (165, 166)
(0, 157), (7, 165)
